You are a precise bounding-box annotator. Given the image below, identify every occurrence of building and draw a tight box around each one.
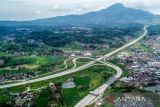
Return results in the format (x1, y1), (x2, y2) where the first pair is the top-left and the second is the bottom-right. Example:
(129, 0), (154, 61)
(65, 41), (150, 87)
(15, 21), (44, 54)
(0, 59), (4, 67)
(62, 78), (76, 88)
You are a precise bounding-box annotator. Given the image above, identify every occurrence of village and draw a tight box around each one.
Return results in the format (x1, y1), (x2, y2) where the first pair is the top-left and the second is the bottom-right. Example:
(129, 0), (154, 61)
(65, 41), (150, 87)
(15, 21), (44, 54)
(118, 36), (160, 93)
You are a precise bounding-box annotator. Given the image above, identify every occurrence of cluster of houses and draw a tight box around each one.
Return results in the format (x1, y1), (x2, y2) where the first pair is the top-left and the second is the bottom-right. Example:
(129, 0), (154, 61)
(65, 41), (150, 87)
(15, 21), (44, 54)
(61, 26), (93, 33)
(0, 73), (36, 82)
(146, 36), (160, 53)
(63, 50), (93, 57)
(3, 36), (15, 42)
(11, 92), (36, 107)
(120, 71), (156, 89)
(119, 46), (160, 89)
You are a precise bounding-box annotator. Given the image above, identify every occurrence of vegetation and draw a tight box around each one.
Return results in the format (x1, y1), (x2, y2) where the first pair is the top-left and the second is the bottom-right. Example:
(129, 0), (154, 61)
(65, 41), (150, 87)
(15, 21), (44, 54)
(76, 58), (92, 63)
(0, 69), (31, 75)
(0, 65), (116, 106)
(0, 90), (11, 104)
(2, 55), (65, 67)
(0, 55), (66, 74)
(133, 42), (152, 52)
(0, 25), (142, 55)
(102, 85), (160, 107)
(74, 76), (91, 87)
(63, 88), (80, 106)
(108, 58), (129, 77)
(0, 24), (144, 106)
(35, 88), (51, 107)
(148, 25), (160, 35)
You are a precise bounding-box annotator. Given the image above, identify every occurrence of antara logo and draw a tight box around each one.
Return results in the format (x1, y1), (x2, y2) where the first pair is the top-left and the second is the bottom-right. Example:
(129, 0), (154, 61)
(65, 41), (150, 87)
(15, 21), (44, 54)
(115, 96), (147, 102)
(105, 95), (147, 106)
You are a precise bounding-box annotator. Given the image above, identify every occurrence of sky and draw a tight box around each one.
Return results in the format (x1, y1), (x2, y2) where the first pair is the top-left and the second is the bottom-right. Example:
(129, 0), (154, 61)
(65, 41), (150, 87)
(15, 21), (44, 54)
(1, 0), (160, 21)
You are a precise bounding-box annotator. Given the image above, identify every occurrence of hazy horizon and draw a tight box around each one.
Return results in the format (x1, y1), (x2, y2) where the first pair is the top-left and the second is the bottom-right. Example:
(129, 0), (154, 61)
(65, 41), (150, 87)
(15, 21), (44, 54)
(1, 0), (160, 21)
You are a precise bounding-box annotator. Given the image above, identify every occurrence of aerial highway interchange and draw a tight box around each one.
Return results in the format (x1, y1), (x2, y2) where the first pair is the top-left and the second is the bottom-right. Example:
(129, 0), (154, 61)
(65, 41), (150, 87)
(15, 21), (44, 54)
(0, 26), (148, 107)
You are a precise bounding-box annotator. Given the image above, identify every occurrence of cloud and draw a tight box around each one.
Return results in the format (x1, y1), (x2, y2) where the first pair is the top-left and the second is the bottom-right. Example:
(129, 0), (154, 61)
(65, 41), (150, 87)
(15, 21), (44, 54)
(1, 0), (160, 20)
(53, 4), (59, 9)
(35, 10), (42, 15)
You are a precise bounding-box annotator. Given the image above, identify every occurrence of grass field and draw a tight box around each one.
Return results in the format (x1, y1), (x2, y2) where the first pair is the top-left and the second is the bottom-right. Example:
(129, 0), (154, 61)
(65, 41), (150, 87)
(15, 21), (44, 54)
(35, 88), (51, 107)
(63, 42), (84, 51)
(74, 76), (91, 87)
(108, 58), (129, 77)
(76, 58), (92, 63)
(0, 52), (9, 57)
(5, 55), (65, 66)
(0, 90), (10, 104)
(63, 88), (80, 106)
(0, 55), (66, 75)
(35, 98), (48, 107)
(133, 42), (152, 52)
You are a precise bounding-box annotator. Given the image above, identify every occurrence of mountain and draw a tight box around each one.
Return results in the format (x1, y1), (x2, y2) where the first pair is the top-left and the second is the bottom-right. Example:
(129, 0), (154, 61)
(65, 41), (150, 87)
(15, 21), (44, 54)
(31, 3), (156, 26)
(0, 3), (159, 27)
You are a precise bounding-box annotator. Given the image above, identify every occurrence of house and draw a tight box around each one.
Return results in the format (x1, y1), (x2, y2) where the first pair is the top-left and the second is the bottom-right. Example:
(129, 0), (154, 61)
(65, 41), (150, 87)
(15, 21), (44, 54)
(62, 78), (76, 88)
(120, 77), (133, 83)
(84, 51), (92, 56)
(0, 59), (4, 67)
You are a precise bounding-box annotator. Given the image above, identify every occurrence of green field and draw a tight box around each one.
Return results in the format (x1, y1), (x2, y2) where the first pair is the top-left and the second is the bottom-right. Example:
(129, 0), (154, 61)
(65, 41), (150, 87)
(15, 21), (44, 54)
(74, 76), (91, 87)
(108, 58), (129, 77)
(93, 48), (112, 56)
(5, 55), (65, 66)
(63, 88), (80, 106)
(76, 58), (92, 63)
(62, 76), (91, 106)
(35, 88), (51, 107)
(63, 42), (84, 50)
(0, 90), (10, 104)
(0, 55), (66, 74)
(35, 98), (48, 107)
(133, 42), (152, 52)
(0, 52), (9, 57)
